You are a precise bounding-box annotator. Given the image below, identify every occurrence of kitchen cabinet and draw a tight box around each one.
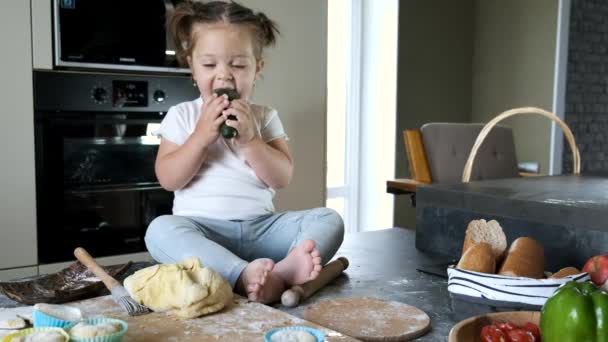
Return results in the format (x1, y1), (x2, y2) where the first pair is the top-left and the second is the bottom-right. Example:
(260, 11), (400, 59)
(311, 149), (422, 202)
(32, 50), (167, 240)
(31, 0), (53, 70)
(0, 0), (38, 269)
(0, 267), (38, 282)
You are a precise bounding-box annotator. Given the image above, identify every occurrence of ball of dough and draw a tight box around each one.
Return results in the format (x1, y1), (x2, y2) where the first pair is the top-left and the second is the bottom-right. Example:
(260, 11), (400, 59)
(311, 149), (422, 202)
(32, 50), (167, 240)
(69, 321), (122, 338)
(124, 257), (233, 319)
(11, 330), (66, 342)
(0, 318), (26, 330)
(270, 330), (317, 342)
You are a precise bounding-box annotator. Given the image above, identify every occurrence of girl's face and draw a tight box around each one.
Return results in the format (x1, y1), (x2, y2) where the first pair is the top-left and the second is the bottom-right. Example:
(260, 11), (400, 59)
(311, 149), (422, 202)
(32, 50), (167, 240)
(187, 23), (263, 102)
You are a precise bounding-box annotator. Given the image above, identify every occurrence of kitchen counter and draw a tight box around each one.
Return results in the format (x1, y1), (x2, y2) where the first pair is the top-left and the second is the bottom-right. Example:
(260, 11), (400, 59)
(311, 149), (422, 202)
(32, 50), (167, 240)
(416, 175), (608, 271)
(0, 228), (459, 341)
(277, 227), (457, 341)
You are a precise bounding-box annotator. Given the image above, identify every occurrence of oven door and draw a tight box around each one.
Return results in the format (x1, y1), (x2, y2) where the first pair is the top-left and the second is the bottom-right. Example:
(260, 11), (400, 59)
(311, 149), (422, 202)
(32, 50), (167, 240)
(35, 112), (172, 263)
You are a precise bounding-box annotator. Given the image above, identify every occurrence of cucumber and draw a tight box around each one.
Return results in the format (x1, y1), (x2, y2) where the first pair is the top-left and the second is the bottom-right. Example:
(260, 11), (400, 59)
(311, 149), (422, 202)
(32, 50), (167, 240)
(214, 88), (240, 138)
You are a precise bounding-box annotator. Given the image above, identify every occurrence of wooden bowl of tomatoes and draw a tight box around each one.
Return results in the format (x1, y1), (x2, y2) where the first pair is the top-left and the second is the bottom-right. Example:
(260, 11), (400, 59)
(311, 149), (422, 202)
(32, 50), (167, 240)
(448, 311), (541, 342)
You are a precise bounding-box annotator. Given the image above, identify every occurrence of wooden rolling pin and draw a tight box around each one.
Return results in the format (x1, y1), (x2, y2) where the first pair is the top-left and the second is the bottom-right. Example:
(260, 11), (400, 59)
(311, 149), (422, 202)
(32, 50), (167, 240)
(281, 257), (349, 307)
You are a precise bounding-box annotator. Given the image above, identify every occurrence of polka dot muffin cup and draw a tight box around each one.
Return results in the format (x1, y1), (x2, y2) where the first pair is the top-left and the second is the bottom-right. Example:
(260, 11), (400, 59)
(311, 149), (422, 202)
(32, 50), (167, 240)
(1, 327), (69, 342)
(265, 326), (326, 342)
(64, 317), (128, 342)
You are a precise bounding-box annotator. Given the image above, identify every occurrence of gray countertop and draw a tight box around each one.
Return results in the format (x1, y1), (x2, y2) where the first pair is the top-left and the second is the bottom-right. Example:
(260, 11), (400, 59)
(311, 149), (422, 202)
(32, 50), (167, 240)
(275, 228), (457, 341)
(415, 175), (608, 270)
(418, 175), (608, 231)
(0, 228), (457, 341)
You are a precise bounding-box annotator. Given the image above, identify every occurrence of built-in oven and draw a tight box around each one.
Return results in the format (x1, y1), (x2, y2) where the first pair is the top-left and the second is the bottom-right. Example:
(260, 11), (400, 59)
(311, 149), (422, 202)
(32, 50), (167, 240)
(34, 70), (198, 264)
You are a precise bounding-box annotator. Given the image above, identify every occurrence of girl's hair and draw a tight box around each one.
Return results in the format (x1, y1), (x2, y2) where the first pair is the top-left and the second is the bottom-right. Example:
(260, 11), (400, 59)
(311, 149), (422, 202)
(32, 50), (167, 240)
(169, 0), (280, 66)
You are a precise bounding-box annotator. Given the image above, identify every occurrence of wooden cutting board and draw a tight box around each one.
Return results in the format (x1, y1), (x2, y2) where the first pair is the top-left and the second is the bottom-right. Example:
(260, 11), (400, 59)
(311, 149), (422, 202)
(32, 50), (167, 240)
(0, 295), (360, 341)
(304, 298), (431, 342)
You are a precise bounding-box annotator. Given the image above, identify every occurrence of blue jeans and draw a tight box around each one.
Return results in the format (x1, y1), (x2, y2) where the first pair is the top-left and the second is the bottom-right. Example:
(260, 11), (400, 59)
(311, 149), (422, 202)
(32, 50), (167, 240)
(144, 207), (345, 288)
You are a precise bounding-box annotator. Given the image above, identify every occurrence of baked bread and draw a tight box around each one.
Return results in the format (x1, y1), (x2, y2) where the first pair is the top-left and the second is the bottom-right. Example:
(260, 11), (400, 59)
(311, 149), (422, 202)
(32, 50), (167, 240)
(498, 237), (545, 278)
(457, 242), (496, 273)
(462, 219), (507, 262)
(549, 267), (580, 279)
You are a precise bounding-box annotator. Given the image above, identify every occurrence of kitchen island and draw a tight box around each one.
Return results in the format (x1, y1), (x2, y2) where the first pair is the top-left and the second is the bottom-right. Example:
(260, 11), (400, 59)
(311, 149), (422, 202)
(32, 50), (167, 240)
(0, 228), (462, 341)
(279, 227), (458, 341)
(416, 175), (608, 271)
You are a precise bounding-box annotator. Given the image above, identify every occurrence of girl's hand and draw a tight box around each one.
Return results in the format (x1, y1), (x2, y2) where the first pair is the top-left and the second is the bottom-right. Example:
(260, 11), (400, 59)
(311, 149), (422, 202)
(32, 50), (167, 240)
(223, 99), (259, 145)
(194, 94), (230, 147)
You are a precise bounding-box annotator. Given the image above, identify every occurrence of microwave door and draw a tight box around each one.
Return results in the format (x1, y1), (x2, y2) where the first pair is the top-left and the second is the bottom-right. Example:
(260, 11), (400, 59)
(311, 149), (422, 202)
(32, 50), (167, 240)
(53, 0), (188, 73)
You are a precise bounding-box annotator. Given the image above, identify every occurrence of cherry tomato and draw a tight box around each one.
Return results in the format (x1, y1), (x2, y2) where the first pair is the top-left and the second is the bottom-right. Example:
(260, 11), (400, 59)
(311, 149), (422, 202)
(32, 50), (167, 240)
(521, 322), (541, 341)
(481, 324), (510, 342)
(507, 328), (535, 342)
(495, 321), (517, 332)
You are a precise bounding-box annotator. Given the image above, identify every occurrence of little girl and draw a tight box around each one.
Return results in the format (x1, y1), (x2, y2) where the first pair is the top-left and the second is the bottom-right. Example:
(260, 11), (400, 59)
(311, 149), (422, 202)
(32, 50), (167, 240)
(145, 0), (344, 304)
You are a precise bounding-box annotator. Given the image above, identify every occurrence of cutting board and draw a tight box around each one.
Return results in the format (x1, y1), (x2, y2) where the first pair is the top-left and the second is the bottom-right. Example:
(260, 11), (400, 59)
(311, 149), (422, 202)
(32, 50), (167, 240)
(0, 295), (360, 341)
(304, 298), (431, 342)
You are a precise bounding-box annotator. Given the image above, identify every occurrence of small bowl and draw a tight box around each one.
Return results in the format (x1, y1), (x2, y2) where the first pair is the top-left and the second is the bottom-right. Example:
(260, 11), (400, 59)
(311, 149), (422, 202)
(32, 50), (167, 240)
(33, 303), (82, 328)
(448, 311), (541, 342)
(64, 317), (128, 342)
(265, 326), (325, 342)
(2, 327), (69, 342)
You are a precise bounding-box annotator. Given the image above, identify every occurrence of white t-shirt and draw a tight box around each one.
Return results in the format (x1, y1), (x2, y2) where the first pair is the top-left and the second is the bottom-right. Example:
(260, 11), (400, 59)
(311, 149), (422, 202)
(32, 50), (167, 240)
(157, 97), (288, 220)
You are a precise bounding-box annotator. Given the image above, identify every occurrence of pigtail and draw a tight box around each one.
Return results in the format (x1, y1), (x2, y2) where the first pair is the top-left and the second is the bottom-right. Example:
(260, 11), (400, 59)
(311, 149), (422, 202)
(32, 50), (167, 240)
(256, 12), (279, 47)
(168, 2), (197, 66)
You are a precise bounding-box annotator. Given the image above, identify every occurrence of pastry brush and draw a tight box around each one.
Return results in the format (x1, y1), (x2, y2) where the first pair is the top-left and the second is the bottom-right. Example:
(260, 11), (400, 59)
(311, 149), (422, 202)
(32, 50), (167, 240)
(74, 247), (150, 316)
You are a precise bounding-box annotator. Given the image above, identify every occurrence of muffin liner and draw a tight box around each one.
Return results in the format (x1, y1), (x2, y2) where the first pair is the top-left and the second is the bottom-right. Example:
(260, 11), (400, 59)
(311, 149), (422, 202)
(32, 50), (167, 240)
(33, 304), (82, 328)
(265, 326), (325, 342)
(64, 317), (128, 342)
(2, 327), (69, 342)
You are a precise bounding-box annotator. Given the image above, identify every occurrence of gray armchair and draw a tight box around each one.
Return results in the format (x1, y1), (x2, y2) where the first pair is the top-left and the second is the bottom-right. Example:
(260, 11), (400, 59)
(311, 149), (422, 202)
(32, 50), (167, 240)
(422, 123), (519, 183)
(387, 122), (534, 205)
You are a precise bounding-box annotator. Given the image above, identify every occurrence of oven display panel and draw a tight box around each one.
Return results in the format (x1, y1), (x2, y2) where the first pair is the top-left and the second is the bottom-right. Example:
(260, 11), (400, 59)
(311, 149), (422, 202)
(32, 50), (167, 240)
(112, 80), (148, 107)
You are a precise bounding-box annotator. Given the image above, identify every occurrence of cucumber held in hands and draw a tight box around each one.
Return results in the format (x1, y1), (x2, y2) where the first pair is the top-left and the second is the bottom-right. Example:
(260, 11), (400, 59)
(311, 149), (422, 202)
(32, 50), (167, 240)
(214, 88), (240, 139)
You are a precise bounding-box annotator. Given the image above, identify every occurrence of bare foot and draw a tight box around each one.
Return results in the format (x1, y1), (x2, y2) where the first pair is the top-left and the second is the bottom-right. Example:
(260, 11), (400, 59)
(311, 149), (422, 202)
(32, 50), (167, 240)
(273, 240), (323, 285)
(235, 258), (274, 301)
(250, 272), (286, 304)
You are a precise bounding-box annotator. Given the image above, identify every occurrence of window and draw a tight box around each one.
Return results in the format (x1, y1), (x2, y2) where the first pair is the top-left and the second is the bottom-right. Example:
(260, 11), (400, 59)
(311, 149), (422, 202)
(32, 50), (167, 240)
(326, 0), (398, 232)
(326, 0), (352, 230)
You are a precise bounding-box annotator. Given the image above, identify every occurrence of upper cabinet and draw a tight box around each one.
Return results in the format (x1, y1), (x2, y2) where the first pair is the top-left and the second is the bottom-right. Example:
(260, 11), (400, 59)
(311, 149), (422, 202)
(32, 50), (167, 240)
(31, 0), (53, 69)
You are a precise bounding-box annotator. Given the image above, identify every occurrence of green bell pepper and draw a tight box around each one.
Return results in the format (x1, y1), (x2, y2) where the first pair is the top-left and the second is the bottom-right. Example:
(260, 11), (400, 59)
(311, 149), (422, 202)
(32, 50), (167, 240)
(540, 281), (608, 342)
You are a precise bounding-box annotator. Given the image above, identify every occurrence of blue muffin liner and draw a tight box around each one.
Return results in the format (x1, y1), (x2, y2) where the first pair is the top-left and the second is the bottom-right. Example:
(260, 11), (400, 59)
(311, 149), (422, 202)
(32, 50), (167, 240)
(64, 317), (128, 342)
(2, 327), (69, 342)
(265, 326), (325, 342)
(33, 303), (82, 328)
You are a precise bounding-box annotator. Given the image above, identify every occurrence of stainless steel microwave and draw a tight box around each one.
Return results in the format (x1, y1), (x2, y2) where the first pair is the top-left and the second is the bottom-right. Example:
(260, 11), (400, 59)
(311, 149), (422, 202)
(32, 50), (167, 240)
(53, 0), (190, 73)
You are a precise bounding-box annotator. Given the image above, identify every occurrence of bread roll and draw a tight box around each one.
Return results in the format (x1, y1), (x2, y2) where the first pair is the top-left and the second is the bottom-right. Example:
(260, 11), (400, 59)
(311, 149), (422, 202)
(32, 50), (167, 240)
(498, 237), (545, 279)
(549, 267), (580, 279)
(457, 242), (496, 273)
(462, 219), (507, 262)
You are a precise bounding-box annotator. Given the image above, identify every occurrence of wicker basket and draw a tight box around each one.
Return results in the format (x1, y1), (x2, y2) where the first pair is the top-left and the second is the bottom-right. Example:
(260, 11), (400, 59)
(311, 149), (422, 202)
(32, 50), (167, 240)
(462, 107), (581, 183)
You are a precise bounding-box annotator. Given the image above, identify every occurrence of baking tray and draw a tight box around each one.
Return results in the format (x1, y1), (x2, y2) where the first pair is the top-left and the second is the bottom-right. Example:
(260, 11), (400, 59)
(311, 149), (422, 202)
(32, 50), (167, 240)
(0, 261), (131, 305)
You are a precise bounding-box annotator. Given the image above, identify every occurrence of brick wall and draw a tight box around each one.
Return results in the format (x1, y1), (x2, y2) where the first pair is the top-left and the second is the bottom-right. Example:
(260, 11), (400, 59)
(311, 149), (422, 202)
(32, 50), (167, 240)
(564, 0), (608, 173)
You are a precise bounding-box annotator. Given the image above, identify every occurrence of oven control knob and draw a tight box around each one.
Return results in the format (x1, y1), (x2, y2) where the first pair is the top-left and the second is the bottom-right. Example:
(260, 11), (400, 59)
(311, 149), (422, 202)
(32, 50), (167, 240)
(153, 90), (166, 103)
(92, 87), (108, 103)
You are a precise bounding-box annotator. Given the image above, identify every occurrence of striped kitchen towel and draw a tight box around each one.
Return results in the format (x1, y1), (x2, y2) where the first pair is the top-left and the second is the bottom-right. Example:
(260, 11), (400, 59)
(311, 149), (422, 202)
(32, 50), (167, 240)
(447, 266), (590, 307)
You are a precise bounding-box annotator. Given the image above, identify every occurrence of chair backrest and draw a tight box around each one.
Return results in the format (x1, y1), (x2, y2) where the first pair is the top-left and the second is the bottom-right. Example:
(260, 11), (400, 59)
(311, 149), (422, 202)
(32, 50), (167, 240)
(420, 123), (519, 183)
